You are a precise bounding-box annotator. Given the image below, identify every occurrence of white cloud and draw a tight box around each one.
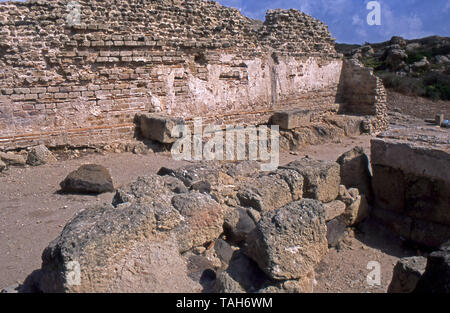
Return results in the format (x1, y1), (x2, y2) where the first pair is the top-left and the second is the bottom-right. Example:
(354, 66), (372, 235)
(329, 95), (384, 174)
(352, 14), (363, 26)
(379, 5), (433, 40)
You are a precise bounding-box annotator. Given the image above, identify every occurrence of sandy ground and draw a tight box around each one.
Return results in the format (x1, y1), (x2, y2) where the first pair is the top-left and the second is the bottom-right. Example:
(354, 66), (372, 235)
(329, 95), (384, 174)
(1, 134), (386, 292)
(387, 91), (450, 120)
(0, 152), (189, 289)
(314, 220), (416, 293)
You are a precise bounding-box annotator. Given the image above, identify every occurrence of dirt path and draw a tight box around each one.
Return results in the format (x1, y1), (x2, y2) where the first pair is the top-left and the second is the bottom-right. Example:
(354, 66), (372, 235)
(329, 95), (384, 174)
(0, 152), (188, 288)
(1, 134), (404, 292)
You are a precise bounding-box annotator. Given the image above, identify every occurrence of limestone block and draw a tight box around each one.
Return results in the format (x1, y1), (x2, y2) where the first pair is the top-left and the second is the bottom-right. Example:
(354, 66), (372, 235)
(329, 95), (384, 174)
(136, 113), (185, 144)
(270, 109), (312, 130)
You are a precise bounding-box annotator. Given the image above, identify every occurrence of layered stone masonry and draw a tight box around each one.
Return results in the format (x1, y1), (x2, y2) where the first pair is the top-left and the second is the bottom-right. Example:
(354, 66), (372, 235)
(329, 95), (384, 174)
(0, 0), (383, 150)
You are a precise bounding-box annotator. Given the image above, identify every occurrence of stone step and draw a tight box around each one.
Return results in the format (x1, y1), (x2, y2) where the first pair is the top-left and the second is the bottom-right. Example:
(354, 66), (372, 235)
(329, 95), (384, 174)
(270, 104), (342, 130)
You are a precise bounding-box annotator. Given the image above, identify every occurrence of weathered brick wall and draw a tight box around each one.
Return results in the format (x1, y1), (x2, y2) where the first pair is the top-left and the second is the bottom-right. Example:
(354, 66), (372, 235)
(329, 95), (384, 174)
(0, 0), (361, 149)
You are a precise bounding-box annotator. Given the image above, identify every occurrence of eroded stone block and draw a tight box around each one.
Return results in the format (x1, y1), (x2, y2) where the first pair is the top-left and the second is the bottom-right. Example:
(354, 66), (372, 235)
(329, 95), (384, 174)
(270, 109), (312, 130)
(136, 113), (185, 144)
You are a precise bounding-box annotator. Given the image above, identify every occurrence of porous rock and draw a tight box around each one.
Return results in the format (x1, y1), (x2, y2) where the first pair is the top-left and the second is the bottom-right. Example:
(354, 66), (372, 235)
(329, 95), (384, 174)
(237, 173), (292, 213)
(281, 158), (340, 203)
(38, 203), (200, 293)
(26, 144), (57, 166)
(246, 199), (328, 280)
(59, 164), (115, 194)
(171, 192), (226, 253)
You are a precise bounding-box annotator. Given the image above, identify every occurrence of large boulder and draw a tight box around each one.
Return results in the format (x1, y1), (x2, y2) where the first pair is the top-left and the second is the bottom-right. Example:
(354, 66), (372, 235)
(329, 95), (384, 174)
(114, 175), (226, 253)
(371, 134), (450, 248)
(435, 55), (449, 64)
(371, 137), (450, 221)
(35, 164), (229, 293)
(281, 158), (340, 203)
(37, 203), (201, 293)
(385, 48), (408, 71)
(60, 164), (115, 194)
(26, 145), (57, 166)
(113, 175), (178, 207)
(390, 36), (406, 47)
(336, 146), (373, 201)
(246, 199), (328, 281)
(388, 257), (427, 293)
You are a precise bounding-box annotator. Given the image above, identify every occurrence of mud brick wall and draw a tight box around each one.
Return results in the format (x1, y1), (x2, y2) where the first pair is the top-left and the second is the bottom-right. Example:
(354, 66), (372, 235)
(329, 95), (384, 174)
(0, 0), (382, 150)
(371, 132), (450, 248)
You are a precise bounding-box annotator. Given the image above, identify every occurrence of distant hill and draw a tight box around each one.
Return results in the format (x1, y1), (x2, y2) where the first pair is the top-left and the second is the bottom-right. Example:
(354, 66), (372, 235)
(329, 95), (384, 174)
(336, 36), (450, 101)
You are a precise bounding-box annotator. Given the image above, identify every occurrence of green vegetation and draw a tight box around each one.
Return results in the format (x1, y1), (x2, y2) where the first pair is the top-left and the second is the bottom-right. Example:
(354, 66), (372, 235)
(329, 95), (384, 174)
(406, 50), (432, 64)
(378, 72), (425, 97)
(337, 36), (450, 101)
(423, 72), (450, 101)
(378, 71), (450, 101)
(361, 57), (384, 70)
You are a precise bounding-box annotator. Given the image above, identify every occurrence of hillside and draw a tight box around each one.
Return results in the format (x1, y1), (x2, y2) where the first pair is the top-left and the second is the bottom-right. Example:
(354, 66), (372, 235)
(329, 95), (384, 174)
(336, 36), (450, 102)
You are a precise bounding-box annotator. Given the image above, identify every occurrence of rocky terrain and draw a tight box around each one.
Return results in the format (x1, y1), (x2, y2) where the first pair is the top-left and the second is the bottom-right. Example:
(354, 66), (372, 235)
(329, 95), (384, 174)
(0, 1), (449, 294)
(1, 109), (448, 293)
(337, 36), (450, 102)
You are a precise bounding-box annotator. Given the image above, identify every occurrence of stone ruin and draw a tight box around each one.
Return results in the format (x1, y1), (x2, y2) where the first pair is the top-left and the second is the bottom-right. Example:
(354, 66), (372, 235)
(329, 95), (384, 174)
(1, 0), (448, 294)
(0, 0), (388, 151)
(18, 131), (447, 293)
(23, 159), (345, 293)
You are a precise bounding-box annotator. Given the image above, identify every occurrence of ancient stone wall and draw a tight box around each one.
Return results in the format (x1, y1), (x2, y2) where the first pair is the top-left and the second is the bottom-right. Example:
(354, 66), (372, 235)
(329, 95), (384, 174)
(340, 59), (389, 134)
(0, 0), (384, 150)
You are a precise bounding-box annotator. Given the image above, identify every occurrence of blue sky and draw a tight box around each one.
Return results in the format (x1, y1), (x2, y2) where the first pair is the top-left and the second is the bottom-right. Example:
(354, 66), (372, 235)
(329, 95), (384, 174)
(218, 0), (450, 44)
(2, 0), (449, 44)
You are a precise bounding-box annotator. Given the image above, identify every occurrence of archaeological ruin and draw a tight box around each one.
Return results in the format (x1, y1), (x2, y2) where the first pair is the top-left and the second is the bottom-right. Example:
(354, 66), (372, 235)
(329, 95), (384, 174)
(0, 0), (448, 295)
(0, 0), (388, 150)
